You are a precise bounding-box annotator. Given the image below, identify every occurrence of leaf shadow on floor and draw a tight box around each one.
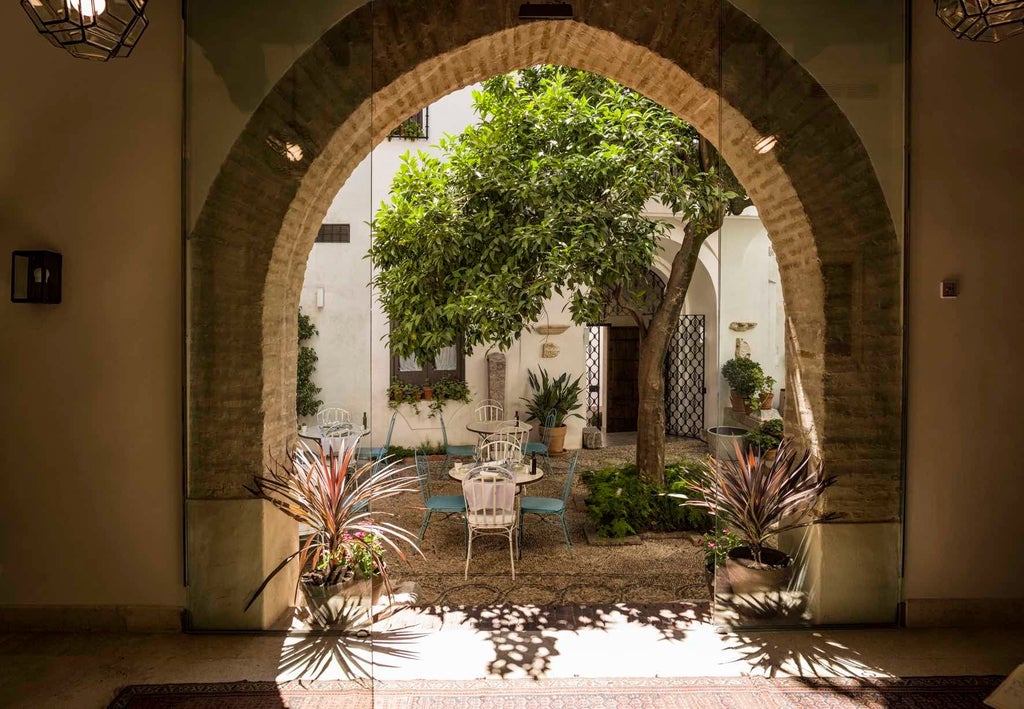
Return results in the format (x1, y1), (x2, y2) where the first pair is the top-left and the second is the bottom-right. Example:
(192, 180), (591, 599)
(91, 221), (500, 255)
(425, 601), (712, 680)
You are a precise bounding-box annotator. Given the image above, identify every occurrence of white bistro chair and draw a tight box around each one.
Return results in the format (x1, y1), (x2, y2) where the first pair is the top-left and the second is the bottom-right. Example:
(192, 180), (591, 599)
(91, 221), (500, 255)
(316, 407), (353, 435)
(474, 399), (504, 422)
(462, 464), (519, 580)
(478, 438), (523, 467)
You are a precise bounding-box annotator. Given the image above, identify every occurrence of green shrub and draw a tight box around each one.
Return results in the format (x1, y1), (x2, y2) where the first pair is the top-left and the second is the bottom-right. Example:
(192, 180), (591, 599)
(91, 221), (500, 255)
(415, 440), (446, 455)
(743, 419), (784, 453)
(721, 357), (765, 397)
(761, 418), (784, 438)
(384, 445), (416, 459)
(583, 460), (713, 538)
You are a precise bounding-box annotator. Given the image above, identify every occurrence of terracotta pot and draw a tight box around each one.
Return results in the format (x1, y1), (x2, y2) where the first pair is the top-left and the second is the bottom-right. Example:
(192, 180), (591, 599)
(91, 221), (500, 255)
(421, 387), (434, 400)
(729, 390), (754, 414)
(543, 425), (568, 454)
(760, 392), (774, 410)
(724, 547), (792, 595)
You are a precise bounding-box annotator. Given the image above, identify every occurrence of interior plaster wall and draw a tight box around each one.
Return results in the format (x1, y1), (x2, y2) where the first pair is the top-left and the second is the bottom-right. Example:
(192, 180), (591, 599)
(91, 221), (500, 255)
(0, 0), (184, 611)
(0, 0), (1019, 620)
(904, 5), (1024, 607)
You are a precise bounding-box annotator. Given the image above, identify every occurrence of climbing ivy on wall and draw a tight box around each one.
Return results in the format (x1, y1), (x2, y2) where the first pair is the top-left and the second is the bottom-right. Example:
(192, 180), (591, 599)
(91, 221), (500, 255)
(297, 308), (323, 417)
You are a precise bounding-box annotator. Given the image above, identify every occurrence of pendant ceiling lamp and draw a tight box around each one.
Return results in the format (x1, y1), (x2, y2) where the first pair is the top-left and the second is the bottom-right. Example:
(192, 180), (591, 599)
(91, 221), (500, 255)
(936, 0), (1024, 41)
(21, 0), (149, 61)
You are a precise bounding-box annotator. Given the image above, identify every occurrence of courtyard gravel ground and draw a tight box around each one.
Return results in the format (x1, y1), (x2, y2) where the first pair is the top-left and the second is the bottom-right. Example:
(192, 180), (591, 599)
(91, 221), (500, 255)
(374, 437), (714, 607)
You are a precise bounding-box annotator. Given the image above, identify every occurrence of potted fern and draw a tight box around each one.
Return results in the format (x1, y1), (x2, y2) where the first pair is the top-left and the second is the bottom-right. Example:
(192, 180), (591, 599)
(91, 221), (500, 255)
(521, 367), (585, 455)
(676, 438), (835, 594)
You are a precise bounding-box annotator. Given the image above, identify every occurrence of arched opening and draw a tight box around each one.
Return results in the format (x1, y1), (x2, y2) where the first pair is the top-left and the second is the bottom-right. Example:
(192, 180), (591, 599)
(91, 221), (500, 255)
(187, 0), (901, 629)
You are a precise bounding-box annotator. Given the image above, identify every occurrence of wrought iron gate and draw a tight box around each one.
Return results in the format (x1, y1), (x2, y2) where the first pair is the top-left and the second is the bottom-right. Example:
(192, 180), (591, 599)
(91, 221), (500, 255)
(586, 325), (602, 414)
(664, 314), (706, 440)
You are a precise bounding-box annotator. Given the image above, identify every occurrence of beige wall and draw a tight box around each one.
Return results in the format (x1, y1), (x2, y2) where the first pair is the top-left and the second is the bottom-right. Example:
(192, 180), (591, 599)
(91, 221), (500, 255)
(904, 5), (1024, 601)
(0, 1), (184, 608)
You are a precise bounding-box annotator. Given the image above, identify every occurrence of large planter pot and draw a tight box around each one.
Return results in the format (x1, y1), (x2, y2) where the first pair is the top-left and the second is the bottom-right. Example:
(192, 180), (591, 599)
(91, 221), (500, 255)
(729, 389), (756, 414)
(542, 425), (568, 455)
(582, 426), (604, 449)
(724, 547), (792, 595)
(301, 573), (384, 626)
(707, 426), (747, 461)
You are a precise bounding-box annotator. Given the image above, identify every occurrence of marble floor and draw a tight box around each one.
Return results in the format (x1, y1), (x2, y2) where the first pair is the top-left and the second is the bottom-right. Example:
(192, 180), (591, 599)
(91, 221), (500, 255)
(1, 607), (1022, 708)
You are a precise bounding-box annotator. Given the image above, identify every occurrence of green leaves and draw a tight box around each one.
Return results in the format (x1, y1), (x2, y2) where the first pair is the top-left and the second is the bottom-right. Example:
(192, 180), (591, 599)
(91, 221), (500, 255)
(296, 309), (323, 417)
(369, 66), (746, 363)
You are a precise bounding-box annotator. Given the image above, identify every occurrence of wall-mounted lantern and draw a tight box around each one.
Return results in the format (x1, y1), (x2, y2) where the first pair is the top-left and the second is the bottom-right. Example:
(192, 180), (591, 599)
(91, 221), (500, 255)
(11, 251), (62, 304)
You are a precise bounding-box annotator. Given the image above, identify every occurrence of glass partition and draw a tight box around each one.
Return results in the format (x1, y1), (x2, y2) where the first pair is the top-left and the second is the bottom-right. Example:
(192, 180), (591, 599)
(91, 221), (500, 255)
(714, 0), (906, 627)
(183, 1), (908, 680)
(185, 0), (380, 680)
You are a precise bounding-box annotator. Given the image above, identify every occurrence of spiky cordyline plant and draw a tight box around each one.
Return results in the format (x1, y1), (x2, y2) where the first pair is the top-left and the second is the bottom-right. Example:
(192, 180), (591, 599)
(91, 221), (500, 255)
(677, 438), (837, 568)
(244, 434), (422, 611)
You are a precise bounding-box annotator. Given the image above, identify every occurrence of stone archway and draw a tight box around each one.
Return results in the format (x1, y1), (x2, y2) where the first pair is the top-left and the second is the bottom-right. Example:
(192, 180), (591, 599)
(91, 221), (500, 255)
(188, 0), (901, 628)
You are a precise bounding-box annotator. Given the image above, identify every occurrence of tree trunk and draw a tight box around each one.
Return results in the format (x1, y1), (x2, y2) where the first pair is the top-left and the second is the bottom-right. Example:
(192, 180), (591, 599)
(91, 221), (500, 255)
(635, 221), (712, 485)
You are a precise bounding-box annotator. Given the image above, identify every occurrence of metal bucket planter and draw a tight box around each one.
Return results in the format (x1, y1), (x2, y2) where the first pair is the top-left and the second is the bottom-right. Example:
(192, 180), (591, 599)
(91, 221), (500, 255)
(301, 573), (384, 627)
(707, 426), (748, 461)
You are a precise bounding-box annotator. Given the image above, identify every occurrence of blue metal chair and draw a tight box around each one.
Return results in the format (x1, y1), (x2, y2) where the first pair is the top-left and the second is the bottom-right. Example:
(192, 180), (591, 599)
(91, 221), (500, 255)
(524, 410), (557, 473)
(357, 410), (397, 465)
(518, 449), (580, 557)
(440, 411), (476, 478)
(415, 452), (467, 543)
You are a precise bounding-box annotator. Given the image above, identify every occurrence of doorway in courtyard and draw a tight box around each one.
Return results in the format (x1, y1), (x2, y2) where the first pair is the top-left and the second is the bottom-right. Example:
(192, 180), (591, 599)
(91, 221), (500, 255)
(185, 0), (905, 637)
(606, 327), (640, 434)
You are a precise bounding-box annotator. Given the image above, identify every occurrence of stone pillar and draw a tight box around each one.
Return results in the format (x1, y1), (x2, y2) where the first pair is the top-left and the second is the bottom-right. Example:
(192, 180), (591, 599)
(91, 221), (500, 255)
(187, 499), (298, 630)
(487, 352), (506, 409)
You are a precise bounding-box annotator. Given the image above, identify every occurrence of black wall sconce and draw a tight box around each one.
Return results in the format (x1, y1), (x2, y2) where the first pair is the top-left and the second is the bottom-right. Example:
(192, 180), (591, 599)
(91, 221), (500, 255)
(11, 251), (62, 304)
(518, 3), (574, 20)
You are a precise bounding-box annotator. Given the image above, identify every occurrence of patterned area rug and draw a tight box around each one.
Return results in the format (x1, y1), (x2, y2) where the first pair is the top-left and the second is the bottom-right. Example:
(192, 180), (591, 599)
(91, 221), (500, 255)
(109, 676), (1005, 708)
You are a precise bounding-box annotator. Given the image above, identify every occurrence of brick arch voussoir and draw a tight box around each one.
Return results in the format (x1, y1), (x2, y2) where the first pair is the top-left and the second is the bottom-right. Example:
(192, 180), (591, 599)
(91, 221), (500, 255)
(190, 0), (901, 522)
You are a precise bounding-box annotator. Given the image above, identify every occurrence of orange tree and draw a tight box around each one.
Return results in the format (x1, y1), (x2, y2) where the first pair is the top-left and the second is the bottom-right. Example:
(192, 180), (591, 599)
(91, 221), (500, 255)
(370, 67), (747, 484)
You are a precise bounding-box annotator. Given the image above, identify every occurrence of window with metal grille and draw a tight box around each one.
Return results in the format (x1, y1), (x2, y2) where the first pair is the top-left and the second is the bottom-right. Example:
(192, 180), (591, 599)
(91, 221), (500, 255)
(315, 224), (350, 243)
(390, 335), (465, 387)
(387, 108), (428, 141)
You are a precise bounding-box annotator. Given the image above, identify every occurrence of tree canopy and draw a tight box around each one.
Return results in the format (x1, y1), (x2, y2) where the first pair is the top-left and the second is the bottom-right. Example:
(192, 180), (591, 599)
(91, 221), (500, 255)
(370, 66), (733, 362)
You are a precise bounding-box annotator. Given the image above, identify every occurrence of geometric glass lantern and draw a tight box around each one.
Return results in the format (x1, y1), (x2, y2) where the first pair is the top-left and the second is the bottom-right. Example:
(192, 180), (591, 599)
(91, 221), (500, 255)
(935, 0), (1024, 42)
(11, 251), (62, 304)
(21, 0), (149, 61)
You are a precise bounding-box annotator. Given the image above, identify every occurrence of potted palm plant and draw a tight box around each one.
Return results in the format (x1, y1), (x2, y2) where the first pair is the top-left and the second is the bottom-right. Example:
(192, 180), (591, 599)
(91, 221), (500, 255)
(245, 433), (422, 626)
(521, 367), (585, 455)
(677, 438), (836, 594)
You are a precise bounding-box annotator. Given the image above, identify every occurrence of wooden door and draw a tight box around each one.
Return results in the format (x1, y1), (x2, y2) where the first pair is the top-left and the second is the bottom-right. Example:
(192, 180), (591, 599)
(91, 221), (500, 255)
(606, 327), (640, 433)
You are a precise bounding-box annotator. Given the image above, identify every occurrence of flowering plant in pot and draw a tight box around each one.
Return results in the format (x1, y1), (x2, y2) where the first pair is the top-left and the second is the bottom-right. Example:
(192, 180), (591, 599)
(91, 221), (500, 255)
(245, 433), (421, 626)
(675, 438), (836, 594)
